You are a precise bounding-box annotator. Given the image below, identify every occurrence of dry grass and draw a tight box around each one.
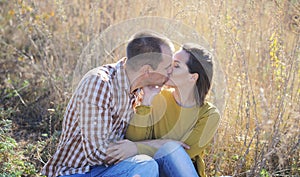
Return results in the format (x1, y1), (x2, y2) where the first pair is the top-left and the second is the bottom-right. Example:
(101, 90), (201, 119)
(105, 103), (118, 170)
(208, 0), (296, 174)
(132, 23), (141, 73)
(0, 0), (299, 176)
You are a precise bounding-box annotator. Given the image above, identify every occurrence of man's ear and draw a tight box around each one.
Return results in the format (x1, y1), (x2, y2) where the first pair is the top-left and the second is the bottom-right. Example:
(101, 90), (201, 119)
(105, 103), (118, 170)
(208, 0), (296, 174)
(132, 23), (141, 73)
(190, 73), (199, 82)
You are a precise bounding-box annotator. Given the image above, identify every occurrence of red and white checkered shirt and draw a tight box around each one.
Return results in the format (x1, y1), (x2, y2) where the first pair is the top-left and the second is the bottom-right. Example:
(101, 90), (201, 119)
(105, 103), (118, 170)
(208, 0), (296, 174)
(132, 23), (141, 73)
(42, 58), (135, 177)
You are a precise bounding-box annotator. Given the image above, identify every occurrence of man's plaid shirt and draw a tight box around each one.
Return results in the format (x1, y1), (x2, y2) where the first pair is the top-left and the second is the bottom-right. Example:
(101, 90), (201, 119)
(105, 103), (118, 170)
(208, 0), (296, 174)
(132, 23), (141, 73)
(42, 58), (135, 176)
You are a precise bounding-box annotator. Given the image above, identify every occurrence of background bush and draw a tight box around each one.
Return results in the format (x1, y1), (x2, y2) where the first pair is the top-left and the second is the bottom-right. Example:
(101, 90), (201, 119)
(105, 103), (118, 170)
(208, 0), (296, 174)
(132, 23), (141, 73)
(0, 0), (299, 176)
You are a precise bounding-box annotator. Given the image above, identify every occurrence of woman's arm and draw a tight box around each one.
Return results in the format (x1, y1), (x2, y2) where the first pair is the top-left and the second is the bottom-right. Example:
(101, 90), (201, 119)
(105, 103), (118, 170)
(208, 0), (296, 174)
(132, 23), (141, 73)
(126, 85), (162, 141)
(183, 104), (220, 158)
(125, 105), (153, 141)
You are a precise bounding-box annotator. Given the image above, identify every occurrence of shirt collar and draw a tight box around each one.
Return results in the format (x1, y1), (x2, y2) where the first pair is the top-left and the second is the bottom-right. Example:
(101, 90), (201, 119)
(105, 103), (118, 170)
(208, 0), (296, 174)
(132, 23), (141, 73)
(115, 57), (130, 93)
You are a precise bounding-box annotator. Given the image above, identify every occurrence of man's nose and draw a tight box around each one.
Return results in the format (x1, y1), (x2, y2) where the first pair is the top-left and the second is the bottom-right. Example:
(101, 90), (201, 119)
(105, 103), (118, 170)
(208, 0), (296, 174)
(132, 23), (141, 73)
(167, 66), (173, 76)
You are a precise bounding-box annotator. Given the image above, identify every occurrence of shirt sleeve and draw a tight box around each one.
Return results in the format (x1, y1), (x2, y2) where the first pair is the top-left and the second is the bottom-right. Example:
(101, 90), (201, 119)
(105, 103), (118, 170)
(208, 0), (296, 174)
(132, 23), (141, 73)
(78, 74), (112, 165)
(125, 105), (159, 156)
(183, 105), (220, 158)
(125, 105), (152, 141)
(135, 143), (157, 157)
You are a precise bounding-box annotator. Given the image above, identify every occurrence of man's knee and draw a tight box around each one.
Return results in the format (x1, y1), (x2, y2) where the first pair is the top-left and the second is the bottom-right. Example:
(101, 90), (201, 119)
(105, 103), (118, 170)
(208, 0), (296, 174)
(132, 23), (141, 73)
(131, 154), (154, 163)
(142, 156), (158, 170)
(132, 155), (159, 176)
(131, 155), (158, 167)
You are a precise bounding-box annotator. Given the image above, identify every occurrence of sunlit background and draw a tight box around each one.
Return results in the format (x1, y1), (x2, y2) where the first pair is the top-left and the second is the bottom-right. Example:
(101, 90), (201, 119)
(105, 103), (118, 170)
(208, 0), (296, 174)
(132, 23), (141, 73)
(0, 0), (299, 176)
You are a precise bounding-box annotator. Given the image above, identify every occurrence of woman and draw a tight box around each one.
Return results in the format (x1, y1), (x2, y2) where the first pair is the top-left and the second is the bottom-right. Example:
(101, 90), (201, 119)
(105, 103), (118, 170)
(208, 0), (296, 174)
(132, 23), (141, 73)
(124, 43), (220, 177)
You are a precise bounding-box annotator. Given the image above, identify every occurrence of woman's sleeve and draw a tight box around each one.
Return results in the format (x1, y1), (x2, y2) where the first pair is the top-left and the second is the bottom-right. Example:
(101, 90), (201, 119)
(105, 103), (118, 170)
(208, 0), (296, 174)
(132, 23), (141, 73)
(125, 105), (153, 141)
(183, 105), (220, 158)
(125, 105), (159, 156)
(126, 92), (167, 141)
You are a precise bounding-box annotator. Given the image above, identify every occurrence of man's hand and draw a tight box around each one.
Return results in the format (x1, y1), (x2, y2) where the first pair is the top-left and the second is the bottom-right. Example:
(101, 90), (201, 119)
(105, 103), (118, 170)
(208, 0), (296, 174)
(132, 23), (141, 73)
(104, 140), (138, 165)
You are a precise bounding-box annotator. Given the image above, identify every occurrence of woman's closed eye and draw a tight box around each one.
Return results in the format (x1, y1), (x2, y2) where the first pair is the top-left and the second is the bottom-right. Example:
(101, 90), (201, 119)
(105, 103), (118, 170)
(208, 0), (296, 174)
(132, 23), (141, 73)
(173, 61), (180, 68)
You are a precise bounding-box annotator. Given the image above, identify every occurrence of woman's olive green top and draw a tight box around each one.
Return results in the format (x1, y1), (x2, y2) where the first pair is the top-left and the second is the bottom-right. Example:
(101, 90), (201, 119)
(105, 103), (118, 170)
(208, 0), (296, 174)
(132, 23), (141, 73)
(125, 89), (220, 177)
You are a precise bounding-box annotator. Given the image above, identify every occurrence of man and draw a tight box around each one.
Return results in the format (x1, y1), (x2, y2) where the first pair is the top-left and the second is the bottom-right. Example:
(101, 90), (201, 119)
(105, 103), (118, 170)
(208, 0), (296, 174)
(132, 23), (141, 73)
(42, 31), (174, 177)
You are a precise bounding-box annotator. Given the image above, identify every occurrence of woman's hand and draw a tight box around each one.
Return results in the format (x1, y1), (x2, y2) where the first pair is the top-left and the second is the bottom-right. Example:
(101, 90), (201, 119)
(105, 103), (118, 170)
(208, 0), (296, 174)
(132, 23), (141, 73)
(141, 85), (162, 106)
(104, 139), (138, 165)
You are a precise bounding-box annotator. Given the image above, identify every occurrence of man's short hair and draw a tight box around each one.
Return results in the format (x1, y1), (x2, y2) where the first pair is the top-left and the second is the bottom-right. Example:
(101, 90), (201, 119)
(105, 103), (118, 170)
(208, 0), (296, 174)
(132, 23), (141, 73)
(126, 30), (173, 71)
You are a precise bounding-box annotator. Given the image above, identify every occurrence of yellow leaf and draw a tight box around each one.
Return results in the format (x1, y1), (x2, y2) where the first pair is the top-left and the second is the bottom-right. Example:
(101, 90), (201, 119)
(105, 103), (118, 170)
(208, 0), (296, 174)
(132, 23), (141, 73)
(18, 57), (25, 62)
(8, 10), (15, 16)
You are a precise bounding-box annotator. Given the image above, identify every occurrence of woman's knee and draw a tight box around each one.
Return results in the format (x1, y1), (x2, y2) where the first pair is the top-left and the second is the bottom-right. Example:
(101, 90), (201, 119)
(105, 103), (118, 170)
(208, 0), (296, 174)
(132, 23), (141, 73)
(161, 141), (183, 153)
(154, 141), (185, 159)
(162, 141), (182, 150)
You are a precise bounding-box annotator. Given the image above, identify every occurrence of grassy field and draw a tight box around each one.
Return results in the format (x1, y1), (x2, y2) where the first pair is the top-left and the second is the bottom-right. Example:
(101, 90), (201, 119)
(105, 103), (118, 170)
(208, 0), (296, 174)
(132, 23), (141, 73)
(0, 0), (299, 176)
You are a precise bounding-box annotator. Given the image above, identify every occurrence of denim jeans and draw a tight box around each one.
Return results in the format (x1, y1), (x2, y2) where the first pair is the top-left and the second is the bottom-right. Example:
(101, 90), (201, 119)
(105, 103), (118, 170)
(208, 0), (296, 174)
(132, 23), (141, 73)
(59, 154), (158, 177)
(154, 142), (199, 177)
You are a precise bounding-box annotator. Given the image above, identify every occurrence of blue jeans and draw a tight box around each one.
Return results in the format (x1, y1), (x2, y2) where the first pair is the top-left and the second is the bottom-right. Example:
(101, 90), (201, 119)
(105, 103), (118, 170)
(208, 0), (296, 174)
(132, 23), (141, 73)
(154, 142), (199, 177)
(60, 155), (158, 177)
